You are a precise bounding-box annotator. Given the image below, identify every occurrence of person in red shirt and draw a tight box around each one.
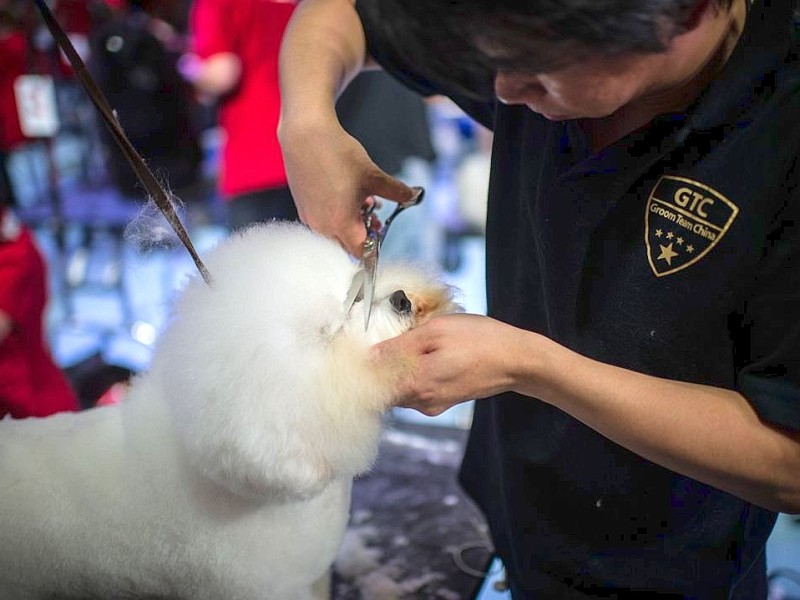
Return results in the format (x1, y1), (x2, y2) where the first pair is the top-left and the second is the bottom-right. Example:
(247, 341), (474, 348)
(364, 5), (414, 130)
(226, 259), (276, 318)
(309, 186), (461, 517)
(0, 16), (25, 209)
(0, 205), (80, 419)
(181, 0), (297, 231)
(0, 10), (29, 155)
(0, 10), (78, 418)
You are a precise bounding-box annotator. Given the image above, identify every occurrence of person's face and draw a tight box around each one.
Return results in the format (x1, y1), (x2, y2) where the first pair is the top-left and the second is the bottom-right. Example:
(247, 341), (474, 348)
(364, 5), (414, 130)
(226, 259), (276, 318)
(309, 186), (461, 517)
(493, 51), (667, 121)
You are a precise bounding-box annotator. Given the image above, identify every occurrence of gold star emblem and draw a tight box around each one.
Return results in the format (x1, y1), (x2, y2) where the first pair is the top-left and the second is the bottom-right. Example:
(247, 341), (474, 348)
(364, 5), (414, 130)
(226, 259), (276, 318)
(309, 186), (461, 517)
(666, 231), (674, 240)
(686, 245), (695, 254)
(655, 229), (663, 237)
(676, 237), (684, 245)
(657, 243), (679, 265)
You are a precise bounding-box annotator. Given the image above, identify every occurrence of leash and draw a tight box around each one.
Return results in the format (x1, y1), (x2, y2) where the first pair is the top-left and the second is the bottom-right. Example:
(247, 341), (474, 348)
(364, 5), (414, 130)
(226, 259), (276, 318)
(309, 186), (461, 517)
(32, 0), (212, 284)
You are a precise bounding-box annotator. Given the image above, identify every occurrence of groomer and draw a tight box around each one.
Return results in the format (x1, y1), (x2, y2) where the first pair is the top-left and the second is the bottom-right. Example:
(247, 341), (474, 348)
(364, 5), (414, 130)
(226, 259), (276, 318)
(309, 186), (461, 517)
(278, 0), (800, 597)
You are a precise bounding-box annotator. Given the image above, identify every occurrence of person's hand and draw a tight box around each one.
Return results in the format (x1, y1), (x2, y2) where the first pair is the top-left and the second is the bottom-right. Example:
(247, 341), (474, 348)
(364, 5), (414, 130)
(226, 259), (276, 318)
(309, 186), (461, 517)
(370, 313), (527, 416)
(278, 117), (418, 256)
(176, 52), (203, 84)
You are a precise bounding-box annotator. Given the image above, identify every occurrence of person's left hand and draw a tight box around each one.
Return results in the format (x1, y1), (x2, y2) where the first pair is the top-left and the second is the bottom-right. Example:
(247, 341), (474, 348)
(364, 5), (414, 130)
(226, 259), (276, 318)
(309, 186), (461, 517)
(370, 313), (525, 416)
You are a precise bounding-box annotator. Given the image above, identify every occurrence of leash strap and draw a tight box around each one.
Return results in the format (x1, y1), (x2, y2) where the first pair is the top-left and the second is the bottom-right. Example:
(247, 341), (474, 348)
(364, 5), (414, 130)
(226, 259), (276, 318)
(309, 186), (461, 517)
(33, 0), (211, 284)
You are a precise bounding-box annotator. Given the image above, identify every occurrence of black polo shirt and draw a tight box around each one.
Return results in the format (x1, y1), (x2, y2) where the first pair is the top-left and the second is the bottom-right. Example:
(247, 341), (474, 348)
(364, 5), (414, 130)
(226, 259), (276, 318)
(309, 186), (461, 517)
(357, 0), (800, 597)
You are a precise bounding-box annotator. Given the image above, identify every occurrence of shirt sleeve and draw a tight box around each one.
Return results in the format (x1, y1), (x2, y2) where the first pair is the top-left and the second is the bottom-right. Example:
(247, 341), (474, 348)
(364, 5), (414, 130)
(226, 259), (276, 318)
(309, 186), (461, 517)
(190, 0), (238, 59)
(734, 193), (800, 431)
(0, 237), (33, 326)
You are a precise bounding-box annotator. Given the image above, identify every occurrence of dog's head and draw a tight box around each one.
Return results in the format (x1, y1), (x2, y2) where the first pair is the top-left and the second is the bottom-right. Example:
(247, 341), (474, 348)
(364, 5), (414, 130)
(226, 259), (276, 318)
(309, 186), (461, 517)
(338, 261), (457, 345)
(154, 223), (459, 500)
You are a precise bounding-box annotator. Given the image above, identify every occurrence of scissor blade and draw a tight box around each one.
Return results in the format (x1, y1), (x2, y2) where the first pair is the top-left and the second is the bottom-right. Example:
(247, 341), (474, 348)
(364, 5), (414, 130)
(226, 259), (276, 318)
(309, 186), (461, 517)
(362, 244), (379, 330)
(343, 269), (364, 315)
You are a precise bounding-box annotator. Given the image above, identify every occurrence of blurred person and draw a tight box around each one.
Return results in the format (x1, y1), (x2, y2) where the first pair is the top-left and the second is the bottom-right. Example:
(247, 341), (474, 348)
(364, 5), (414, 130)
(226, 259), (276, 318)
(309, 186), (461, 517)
(89, 0), (202, 199)
(278, 0), (800, 598)
(0, 152), (12, 209)
(50, 0), (93, 77)
(0, 203), (80, 418)
(0, 2), (29, 189)
(180, 0), (297, 231)
(0, 2), (21, 219)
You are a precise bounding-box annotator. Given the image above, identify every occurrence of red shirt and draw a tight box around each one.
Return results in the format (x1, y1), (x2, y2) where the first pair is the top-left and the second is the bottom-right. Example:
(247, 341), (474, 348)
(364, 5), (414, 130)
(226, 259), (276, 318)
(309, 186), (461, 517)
(53, 0), (93, 78)
(0, 32), (29, 151)
(0, 212), (79, 418)
(190, 0), (295, 197)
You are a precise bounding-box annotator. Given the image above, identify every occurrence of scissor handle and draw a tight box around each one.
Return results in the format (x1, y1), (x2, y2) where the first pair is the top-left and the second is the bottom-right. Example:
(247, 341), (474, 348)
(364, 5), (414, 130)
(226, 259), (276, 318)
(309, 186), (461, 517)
(361, 231), (378, 257)
(379, 186), (425, 246)
(361, 202), (377, 232)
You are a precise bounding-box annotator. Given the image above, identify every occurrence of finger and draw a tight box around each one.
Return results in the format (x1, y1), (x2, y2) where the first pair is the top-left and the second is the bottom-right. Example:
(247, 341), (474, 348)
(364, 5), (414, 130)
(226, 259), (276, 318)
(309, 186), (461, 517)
(336, 220), (370, 257)
(365, 168), (416, 205)
(362, 196), (381, 211)
(299, 201), (368, 256)
(361, 196), (384, 233)
(368, 215), (383, 233)
(369, 325), (426, 363)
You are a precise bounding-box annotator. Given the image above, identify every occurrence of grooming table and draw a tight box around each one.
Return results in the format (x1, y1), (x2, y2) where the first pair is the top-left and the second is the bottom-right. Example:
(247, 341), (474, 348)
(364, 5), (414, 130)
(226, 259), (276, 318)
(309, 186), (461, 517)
(332, 419), (494, 599)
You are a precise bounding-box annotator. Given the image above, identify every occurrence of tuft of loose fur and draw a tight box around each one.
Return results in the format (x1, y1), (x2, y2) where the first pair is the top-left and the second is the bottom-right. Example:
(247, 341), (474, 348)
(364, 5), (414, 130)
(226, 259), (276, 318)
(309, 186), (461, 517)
(0, 222), (459, 600)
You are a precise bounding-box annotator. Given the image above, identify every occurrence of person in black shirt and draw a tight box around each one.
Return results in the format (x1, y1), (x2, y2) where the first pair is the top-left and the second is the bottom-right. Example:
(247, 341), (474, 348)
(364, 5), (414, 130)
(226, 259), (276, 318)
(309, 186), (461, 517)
(278, 0), (800, 597)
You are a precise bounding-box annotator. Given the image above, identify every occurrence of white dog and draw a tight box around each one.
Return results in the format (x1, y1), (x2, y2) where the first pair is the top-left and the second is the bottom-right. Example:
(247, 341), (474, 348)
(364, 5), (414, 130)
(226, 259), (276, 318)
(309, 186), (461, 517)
(0, 222), (457, 600)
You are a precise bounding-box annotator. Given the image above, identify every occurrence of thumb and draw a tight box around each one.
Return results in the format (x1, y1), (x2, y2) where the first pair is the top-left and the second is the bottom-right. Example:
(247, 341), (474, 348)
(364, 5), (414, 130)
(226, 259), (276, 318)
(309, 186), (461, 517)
(336, 219), (372, 258)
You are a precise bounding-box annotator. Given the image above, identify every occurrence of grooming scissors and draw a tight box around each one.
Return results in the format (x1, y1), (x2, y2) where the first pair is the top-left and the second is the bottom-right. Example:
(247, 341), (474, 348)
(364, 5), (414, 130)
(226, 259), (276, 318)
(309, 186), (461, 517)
(343, 186), (425, 330)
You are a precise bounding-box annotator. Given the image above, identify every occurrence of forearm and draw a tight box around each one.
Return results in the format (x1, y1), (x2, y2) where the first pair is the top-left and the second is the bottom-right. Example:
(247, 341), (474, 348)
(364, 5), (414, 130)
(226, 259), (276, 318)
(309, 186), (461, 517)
(514, 331), (800, 513)
(278, 0), (368, 131)
(276, 0), (413, 252)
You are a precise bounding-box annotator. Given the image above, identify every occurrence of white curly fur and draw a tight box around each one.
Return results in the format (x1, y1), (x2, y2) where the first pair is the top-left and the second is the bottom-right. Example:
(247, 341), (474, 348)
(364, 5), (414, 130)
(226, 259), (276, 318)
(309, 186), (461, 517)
(0, 222), (458, 600)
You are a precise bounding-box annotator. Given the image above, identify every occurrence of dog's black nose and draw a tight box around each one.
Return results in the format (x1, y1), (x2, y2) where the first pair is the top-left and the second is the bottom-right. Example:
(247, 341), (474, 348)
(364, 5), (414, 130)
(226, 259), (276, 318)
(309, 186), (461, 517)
(389, 290), (412, 314)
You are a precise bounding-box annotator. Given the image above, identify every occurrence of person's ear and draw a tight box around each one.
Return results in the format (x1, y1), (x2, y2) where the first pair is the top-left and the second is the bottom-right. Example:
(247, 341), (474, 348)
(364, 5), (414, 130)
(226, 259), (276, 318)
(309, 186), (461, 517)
(683, 0), (714, 32)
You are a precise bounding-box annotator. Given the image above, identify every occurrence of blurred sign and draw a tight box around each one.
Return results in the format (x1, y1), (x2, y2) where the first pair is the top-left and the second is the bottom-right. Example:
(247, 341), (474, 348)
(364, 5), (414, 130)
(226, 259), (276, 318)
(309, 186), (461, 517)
(14, 75), (60, 138)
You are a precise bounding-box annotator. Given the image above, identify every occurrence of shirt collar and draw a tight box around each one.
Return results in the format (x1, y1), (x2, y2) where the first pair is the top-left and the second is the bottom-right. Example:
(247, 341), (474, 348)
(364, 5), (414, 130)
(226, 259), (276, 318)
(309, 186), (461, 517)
(686, 0), (797, 132)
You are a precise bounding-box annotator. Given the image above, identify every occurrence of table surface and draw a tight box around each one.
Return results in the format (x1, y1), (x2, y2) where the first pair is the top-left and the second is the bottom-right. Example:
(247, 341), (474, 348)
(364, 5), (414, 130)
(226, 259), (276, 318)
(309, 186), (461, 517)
(332, 419), (495, 600)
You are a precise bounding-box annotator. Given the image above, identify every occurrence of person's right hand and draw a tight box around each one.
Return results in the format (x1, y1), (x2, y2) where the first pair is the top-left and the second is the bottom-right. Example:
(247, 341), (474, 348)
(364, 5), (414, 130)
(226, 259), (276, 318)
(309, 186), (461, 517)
(279, 117), (418, 256)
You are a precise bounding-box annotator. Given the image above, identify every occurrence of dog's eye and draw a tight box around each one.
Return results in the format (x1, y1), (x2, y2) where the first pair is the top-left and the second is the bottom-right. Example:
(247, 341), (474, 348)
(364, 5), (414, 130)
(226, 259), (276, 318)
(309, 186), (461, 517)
(389, 290), (412, 314)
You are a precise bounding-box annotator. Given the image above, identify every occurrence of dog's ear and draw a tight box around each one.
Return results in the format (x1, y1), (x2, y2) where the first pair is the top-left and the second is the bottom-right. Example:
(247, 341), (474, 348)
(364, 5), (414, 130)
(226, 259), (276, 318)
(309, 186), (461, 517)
(412, 286), (460, 322)
(156, 311), (390, 501)
(159, 349), (382, 500)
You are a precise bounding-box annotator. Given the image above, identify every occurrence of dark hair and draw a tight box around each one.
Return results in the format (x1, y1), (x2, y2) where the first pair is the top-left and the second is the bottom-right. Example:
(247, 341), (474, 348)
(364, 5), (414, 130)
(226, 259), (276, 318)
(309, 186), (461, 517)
(371, 0), (735, 99)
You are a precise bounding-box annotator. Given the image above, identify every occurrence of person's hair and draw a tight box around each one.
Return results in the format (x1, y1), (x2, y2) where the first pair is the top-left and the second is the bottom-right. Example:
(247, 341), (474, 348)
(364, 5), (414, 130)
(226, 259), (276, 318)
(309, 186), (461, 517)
(370, 0), (736, 99)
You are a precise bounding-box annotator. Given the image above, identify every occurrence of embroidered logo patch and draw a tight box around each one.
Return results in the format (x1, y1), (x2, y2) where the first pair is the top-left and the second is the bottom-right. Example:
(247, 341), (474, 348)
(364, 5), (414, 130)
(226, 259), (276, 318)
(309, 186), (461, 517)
(645, 176), (739, 277)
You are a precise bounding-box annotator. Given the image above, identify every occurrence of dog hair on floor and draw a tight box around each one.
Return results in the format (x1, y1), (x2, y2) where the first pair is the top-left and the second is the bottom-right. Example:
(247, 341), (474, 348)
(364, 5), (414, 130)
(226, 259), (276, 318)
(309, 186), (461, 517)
(0, 222), (458, 600)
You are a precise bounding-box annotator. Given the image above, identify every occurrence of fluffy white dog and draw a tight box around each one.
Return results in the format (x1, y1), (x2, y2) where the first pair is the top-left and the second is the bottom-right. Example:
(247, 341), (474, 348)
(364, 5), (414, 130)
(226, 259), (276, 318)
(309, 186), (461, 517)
(0, 222), (457, 600)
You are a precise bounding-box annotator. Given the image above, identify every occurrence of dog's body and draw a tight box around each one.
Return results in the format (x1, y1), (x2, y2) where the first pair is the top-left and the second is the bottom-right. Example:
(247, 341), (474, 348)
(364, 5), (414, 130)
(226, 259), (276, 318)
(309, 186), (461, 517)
(0, 223), (456, 599)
